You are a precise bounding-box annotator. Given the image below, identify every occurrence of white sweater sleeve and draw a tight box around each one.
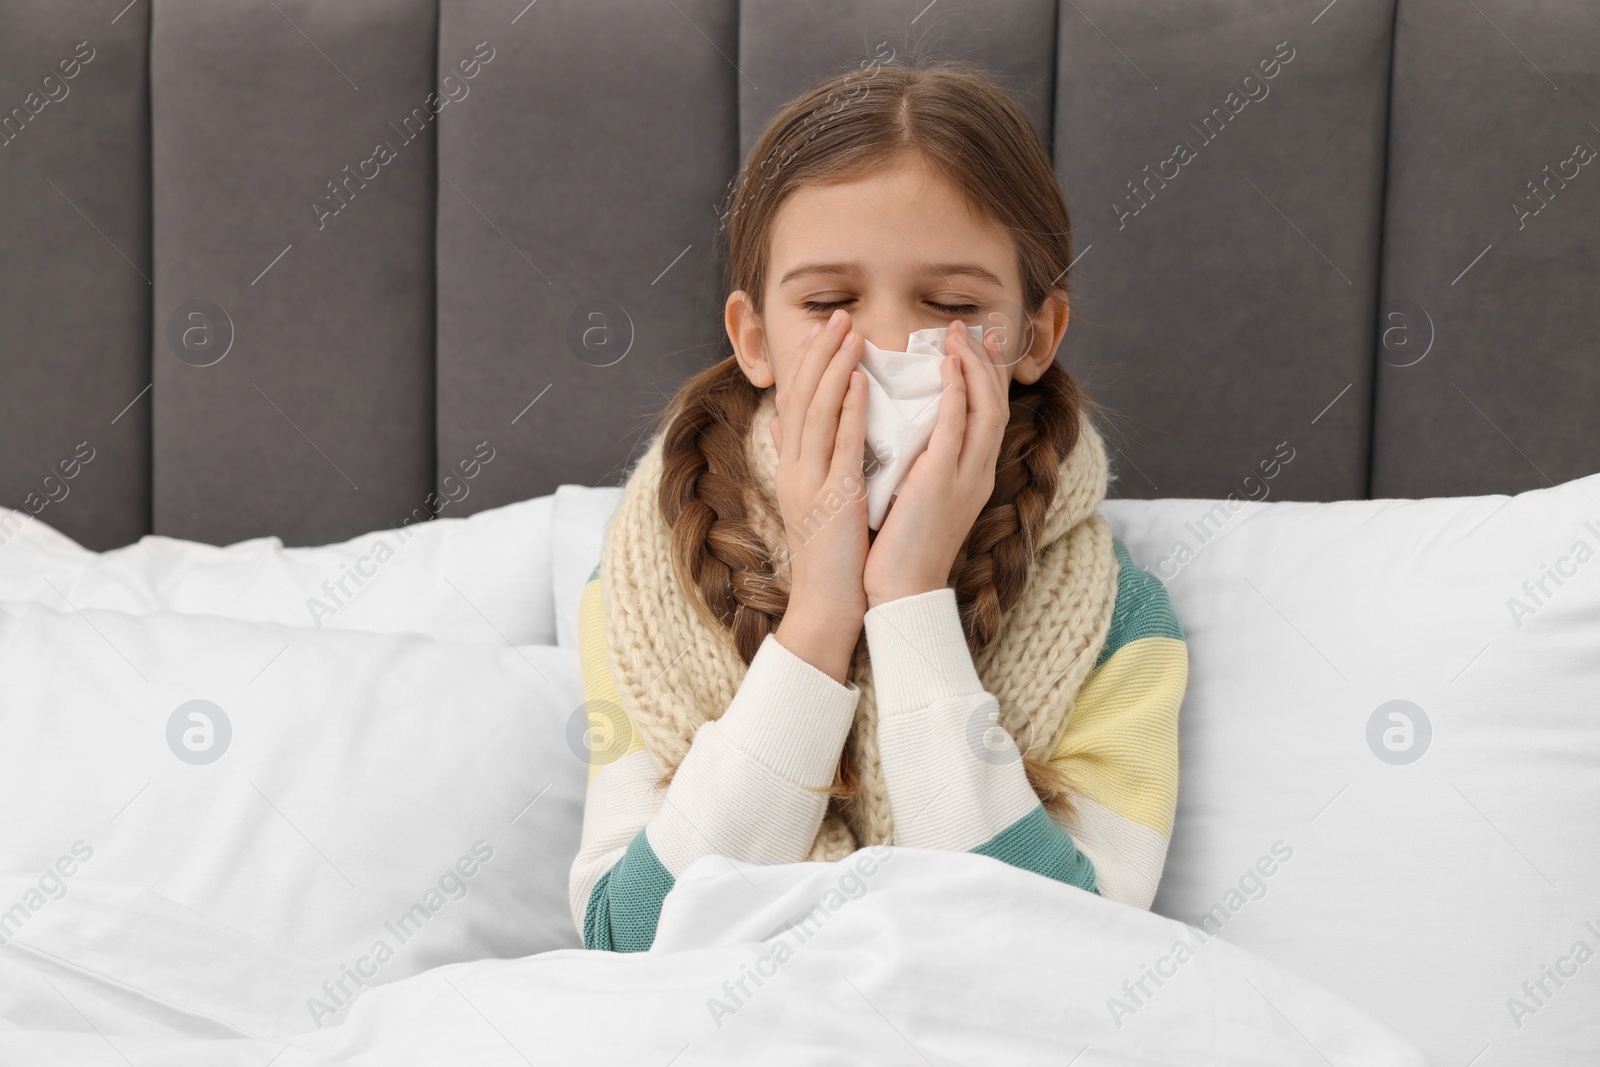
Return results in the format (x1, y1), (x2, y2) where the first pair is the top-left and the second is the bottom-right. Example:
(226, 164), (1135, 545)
(863, 587), (1044, 851)
(569, 599), (859, 950)
(871, 539), (1190, 909)
(862, 587), (1099, 898)
(643, 632), (860, 869)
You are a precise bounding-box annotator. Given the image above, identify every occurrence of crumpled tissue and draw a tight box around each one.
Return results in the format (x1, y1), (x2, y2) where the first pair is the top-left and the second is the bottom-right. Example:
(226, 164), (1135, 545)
(858, 324), (986, 530)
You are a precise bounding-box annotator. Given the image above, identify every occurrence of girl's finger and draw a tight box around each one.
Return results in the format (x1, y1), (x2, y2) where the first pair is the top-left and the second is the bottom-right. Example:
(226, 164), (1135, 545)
(829, 369), (868, 493)
(953, 321), (1006, 411)
(950, 323), (1006, 470)
(803, 327), (864, 479)
(775, 322), (818, 464)
(782, 311), (851, 463)
(927, 353), (968, 464)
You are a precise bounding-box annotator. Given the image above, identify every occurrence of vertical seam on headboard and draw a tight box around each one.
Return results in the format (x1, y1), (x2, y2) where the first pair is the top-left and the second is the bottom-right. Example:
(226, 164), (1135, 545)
(144, 0), (155, 535)
(734, 0), (745, 161)
(429, 0), (443, 520)
(1047, 0), (1060, 163)
(1365, 0), (1403, 501)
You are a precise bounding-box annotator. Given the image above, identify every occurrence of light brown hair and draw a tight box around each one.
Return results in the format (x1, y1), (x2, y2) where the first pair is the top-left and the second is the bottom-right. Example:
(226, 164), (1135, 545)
(646, 58), (1106, 824)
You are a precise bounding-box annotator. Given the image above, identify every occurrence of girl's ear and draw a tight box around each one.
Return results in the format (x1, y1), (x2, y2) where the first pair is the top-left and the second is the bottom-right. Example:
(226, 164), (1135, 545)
(726, 290), (775, 389)
(1014, 295), (1070, 386)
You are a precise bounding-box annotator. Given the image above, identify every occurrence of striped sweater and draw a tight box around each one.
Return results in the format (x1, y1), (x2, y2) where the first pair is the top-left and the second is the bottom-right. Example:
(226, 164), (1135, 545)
(568, 535), (1187, 952)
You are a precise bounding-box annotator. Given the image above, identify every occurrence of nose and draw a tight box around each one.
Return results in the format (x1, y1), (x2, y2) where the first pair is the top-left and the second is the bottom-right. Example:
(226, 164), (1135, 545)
(849, 317), (914, 355)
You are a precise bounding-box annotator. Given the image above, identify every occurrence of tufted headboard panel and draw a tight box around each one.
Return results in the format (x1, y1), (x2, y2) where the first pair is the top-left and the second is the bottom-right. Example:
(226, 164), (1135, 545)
(2, 0), (1595, 550)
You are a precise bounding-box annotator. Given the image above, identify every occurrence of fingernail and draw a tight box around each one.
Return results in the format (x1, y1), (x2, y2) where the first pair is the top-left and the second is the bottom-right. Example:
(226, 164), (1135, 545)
(829, 308), (846, 327)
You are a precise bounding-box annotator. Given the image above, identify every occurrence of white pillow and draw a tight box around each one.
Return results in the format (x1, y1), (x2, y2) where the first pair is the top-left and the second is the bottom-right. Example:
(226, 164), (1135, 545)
(1103, 472), (1600, 1067)
(538, 471), (1600, 1064)
(551, 484), (625, 651)
(0, 494), (557, 647)
(0, 598), (589, 1031)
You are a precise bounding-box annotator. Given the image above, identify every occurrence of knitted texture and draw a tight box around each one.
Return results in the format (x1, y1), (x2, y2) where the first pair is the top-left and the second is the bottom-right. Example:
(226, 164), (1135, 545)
(599, 386), (1120, 863)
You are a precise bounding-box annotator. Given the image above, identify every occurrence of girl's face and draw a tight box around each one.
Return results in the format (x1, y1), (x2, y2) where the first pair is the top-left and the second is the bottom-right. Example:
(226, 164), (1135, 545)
(726, 153), (1069, 399)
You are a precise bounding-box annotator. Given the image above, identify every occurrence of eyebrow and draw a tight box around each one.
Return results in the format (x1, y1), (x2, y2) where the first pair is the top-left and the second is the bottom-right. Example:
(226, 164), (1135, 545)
(776, 260), (1004, 288)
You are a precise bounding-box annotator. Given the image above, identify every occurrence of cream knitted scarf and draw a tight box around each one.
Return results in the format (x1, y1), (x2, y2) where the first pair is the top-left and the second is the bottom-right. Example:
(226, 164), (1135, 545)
(600, 386), (1120, 863)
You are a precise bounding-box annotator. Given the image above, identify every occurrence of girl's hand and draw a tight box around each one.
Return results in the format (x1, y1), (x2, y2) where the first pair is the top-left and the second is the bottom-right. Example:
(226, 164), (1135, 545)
(863, 318), (1009, 609)
(768, 308), (871, 679)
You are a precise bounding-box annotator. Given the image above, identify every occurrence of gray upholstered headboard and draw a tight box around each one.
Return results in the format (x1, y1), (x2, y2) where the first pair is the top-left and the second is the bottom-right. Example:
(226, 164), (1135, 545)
(3, 0), (1596, 551)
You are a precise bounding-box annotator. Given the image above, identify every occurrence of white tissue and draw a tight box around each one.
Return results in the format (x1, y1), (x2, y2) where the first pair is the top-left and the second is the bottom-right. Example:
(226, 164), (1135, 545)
(858, 324), (986, 530)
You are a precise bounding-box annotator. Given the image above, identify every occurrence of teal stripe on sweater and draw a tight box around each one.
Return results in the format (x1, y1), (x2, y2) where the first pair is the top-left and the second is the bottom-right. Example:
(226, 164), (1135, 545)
(583, 827), (675, 952)
(972, 803), (1100, 894)
(1097, 537), (1185, 669)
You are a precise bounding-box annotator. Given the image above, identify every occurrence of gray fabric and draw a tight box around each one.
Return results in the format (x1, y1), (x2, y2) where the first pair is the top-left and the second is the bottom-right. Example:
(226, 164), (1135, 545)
(150, 0), (437, 546)
(1055, 0), (1395, 502)
(436, 0), (737, 515)
(736, 0), (1058, 158)
(1374, 0), (1600, 497)
(0, 1), (151, 551)
(1, 0), (1596, 548)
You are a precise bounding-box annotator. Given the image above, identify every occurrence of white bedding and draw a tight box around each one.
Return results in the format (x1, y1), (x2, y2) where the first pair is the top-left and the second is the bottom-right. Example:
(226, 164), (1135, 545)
(0, 847), (1429, 1065)
(11, 468), (1599, 1064)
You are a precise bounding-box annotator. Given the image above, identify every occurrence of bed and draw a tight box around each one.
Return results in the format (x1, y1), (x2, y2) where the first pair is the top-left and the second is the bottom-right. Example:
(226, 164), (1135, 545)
(3, 0), (1598, 1063)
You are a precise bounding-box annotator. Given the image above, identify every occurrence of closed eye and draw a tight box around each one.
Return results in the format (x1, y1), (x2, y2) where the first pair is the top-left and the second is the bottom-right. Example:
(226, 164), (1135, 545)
(801, 299), (980, 316)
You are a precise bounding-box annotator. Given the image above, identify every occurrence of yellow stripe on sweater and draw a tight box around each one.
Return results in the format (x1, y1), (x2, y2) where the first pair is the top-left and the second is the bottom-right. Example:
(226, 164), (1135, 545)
(1048, 635), (1186, 838)
(579, 573), (644, 787)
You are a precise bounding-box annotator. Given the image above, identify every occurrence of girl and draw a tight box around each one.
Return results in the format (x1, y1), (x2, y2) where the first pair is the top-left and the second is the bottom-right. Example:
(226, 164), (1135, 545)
(568, 59), (1187, 953)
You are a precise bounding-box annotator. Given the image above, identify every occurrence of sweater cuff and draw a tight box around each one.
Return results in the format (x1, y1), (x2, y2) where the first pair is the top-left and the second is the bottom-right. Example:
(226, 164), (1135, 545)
(711, 631), (860, 789)
(862, 586), (984, 718)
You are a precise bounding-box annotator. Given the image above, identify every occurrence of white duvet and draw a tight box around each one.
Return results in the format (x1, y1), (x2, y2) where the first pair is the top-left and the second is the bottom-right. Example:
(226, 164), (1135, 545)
(22, 474), (1598, 1065)
(1, 847), (1429, 1065)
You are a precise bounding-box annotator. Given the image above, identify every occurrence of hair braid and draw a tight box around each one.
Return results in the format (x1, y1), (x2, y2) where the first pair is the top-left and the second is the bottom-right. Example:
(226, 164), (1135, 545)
(656, 359), (786, 664)
(650, 358), (863, 802)
(951, 360), (1085, 654)
(949, 359), (1095, 824)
